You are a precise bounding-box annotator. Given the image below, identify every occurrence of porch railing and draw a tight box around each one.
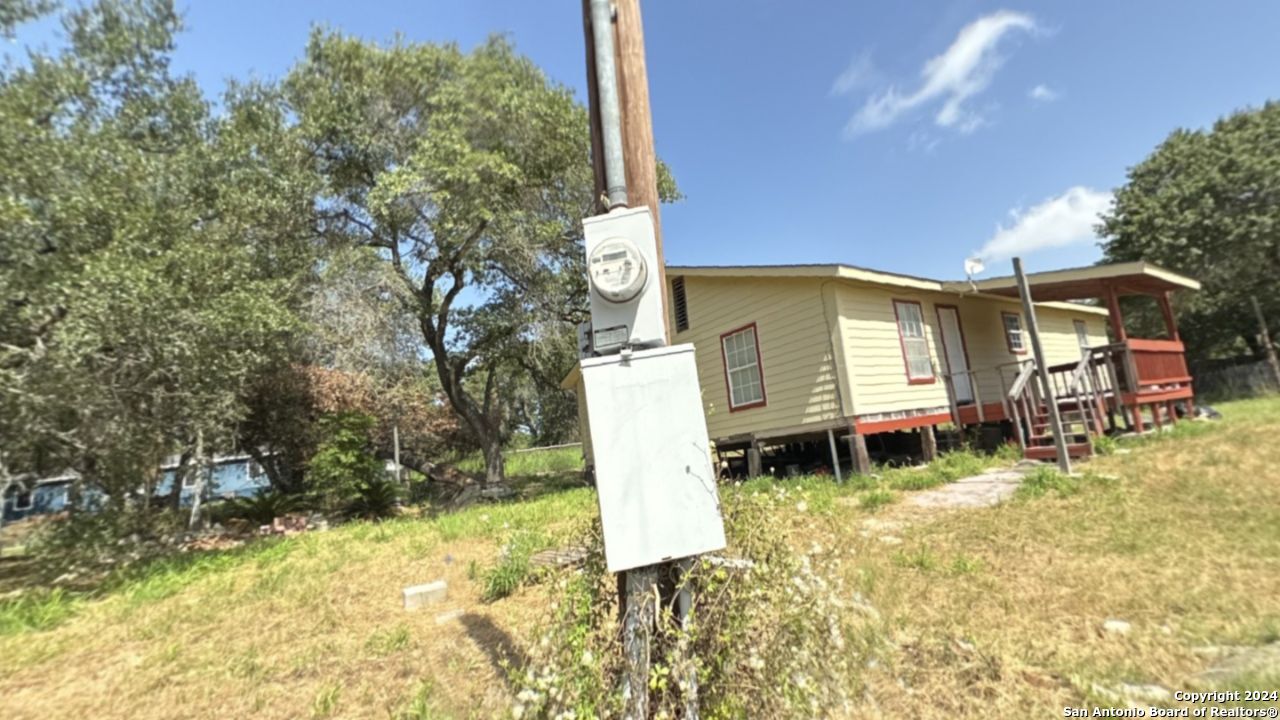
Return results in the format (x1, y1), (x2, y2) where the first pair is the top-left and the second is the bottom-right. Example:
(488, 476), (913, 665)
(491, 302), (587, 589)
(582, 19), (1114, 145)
(1081, 339), (1190, 396)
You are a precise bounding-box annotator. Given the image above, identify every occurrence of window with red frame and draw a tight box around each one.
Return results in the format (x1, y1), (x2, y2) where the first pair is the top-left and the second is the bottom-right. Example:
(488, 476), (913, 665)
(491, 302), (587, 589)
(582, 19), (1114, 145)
(721, 325), (765, 409)
(893, 300), (934, 382)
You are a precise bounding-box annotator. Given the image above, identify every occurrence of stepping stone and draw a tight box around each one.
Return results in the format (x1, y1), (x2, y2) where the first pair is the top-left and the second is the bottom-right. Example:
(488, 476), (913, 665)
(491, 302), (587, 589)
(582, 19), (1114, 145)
(403, 580), (447, 610)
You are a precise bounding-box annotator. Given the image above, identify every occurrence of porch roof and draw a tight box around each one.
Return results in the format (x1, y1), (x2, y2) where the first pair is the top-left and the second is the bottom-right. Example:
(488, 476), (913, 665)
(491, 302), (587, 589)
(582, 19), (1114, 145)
(943, 261), (1200, 302)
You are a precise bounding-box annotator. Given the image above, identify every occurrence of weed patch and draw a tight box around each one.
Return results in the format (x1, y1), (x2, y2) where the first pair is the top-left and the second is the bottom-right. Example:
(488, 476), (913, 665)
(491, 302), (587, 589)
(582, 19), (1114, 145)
(478, 528), (550, 602)
(0, 588), (81, 635)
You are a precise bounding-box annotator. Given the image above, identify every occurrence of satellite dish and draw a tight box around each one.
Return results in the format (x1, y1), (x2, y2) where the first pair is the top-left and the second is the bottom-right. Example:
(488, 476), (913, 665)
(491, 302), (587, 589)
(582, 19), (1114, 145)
(964, 257), (985, 278)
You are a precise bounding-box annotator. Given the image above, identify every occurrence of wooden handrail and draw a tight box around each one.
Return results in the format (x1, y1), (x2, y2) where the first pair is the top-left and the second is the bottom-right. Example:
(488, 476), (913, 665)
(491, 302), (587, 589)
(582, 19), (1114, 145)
(1007, 360), (1037, 401)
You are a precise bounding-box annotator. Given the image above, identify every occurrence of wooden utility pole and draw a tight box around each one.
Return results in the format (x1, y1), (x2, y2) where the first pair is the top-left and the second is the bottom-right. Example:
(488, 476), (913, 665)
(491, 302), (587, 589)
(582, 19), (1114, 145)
(1252, 295), (1280, 390)
(613, 0), (671, 340)
(1014, 258), (1072, 474)
(582, 3), (689, 717)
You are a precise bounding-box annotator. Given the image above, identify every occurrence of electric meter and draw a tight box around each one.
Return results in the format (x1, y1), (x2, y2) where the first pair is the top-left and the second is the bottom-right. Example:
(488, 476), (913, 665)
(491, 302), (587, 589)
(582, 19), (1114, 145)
(588, 238), (648, 303)
(582, 206), (666, 352)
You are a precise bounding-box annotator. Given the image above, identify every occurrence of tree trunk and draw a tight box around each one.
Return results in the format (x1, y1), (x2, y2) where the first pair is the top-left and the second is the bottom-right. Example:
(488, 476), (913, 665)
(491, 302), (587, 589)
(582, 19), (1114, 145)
(1251, 295), (1280, 389)
(169, 450), (192, 512)
(481, 432), (506, 488)
(187, 430), (207, 530)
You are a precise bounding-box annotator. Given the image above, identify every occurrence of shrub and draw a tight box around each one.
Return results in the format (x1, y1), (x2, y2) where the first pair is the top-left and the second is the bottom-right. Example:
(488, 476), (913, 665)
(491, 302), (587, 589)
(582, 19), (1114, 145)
(510, 488), (874, 718)
(222, 490), (305, 526)
(30, 505), (185, 580)
(345, 478), (402, 521)
(309, 412), (385, 511)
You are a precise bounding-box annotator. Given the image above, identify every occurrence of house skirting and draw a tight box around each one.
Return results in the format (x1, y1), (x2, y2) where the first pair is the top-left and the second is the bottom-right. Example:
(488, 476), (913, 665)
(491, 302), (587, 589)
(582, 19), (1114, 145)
(852, 407), (952, 435)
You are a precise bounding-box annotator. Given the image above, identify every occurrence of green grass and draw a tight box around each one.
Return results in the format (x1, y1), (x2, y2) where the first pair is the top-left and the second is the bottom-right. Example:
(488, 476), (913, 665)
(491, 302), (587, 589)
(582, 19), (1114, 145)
(364, 623), (412, 656)
(452, 444), (584, 477)
(0, 485), (597, 639)
(859, 488), (896, 511)
(311, 682), (342, 718)
(0, 588), (82, 635)
(477, 528), (549, 602)
(3, 397), (1277, 720)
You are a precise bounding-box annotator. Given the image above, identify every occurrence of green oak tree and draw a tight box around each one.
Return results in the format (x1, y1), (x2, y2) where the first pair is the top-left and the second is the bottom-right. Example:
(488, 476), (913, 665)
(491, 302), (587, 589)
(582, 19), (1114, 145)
(0, 0), (317, 512)
(281, 30), (616, 488)
(1100, 102), (1280, 365)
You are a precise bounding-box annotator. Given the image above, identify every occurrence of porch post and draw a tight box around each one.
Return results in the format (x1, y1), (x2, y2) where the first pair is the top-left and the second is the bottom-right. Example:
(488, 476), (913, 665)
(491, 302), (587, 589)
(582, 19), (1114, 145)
(1158, 291), (1180, 341)
(845, 423), (872, 475)
(1015, 257), (1072, 474)
(746, 437), (762, 478)
(1103, 284), (1127, 342)
(826, 428), (843, 483)
(920, 425), (938, 462)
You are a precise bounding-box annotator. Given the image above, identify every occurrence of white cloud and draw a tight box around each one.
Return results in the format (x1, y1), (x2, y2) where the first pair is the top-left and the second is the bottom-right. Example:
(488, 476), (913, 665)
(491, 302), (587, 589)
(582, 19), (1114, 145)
(1028, 83), (1058, 102)
(830, 50), (877, 96)
(841, 10), (1037, 138)
(973, 186), (1112, 263)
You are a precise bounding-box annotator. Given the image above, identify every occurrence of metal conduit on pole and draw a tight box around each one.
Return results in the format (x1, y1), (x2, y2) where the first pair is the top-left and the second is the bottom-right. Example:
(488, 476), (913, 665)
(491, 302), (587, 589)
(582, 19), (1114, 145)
(589, 0), (628, 209)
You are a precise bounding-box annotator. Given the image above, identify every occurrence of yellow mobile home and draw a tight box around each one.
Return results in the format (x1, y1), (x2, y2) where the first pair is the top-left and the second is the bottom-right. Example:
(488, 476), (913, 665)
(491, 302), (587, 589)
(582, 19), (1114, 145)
(567, 261), (1199, 476)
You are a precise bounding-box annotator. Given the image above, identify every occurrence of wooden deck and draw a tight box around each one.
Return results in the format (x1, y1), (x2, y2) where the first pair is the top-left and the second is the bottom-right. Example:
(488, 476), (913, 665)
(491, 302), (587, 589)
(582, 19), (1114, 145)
(943, 337), (1195, 461)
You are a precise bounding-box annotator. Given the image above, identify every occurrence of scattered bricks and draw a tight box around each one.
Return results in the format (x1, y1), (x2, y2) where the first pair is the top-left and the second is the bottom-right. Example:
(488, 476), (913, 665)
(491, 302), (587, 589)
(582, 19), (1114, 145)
(529, 546), (589, 569)
(402, 580), (447, 610)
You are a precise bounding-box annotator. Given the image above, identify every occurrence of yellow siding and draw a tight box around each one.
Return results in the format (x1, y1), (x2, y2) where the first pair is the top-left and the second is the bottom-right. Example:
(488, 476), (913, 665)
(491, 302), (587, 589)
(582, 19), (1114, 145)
(953, 298), (1107, 404)
(836, 285), (951, 416)
(573, 375), (594, 466)
(836, 283), (1109, 417)
(671, 276), (841, 440)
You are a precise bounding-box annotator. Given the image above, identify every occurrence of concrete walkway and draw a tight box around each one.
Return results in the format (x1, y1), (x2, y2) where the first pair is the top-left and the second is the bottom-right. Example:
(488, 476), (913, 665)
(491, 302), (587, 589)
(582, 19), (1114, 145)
(906, 468), (1029, 510)
(853, 464), (1039, 544)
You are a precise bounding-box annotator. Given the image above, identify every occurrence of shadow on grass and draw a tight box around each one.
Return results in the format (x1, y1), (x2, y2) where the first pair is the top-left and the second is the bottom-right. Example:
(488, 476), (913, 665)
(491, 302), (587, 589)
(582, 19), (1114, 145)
(459, 612), (528, 682)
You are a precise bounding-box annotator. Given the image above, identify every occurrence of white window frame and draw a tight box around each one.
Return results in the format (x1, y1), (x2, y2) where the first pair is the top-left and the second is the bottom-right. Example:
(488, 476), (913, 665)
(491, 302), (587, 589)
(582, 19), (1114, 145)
(1074, 319), (1090, 352)
(893, 300), (935, 383)
(13, 490), (33, 511)
(720, 324), (766, 410)
(1002, 312), (1027, 354)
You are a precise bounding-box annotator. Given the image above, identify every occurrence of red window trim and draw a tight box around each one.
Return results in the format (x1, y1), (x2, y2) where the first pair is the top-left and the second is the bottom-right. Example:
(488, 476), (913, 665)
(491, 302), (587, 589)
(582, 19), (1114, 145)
(891, 299), (936, 385)
(720, 322), (767, 412)
(934, 303), (973, 382)
(1001, 311), (1028, 355)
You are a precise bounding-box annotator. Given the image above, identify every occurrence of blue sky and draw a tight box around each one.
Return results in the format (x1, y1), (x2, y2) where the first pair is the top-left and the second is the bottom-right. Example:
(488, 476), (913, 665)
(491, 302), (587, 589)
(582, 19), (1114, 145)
(15, 1), (1280, 279)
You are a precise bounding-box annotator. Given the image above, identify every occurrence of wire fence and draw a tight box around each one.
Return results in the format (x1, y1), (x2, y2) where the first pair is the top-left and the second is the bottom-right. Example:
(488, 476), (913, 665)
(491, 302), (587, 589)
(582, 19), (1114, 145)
(1192, 357), (1280, 402)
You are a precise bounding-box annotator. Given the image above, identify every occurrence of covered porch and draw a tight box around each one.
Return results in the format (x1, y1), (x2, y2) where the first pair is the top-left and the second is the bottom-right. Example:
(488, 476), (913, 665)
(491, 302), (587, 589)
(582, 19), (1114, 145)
(942, 261), (1201, 438)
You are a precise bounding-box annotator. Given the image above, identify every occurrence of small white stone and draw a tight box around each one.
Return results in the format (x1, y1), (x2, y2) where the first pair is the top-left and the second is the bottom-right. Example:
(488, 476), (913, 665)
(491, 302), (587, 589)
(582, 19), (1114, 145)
(403, 580), (447, 610)
(1102, 618), (1131, 635)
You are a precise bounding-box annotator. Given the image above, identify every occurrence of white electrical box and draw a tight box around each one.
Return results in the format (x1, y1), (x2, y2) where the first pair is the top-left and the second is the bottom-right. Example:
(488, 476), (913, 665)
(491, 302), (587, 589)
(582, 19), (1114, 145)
(583, 206), (666, 353)
(580, 344), (726, 572)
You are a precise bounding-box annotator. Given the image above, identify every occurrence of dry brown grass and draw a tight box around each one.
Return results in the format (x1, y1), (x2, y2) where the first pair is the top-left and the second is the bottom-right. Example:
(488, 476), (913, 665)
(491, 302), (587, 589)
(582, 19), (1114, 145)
(0, 486), (598, 720)
(844, 398), (1280, 717)
(3, 398), (1278, 719)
